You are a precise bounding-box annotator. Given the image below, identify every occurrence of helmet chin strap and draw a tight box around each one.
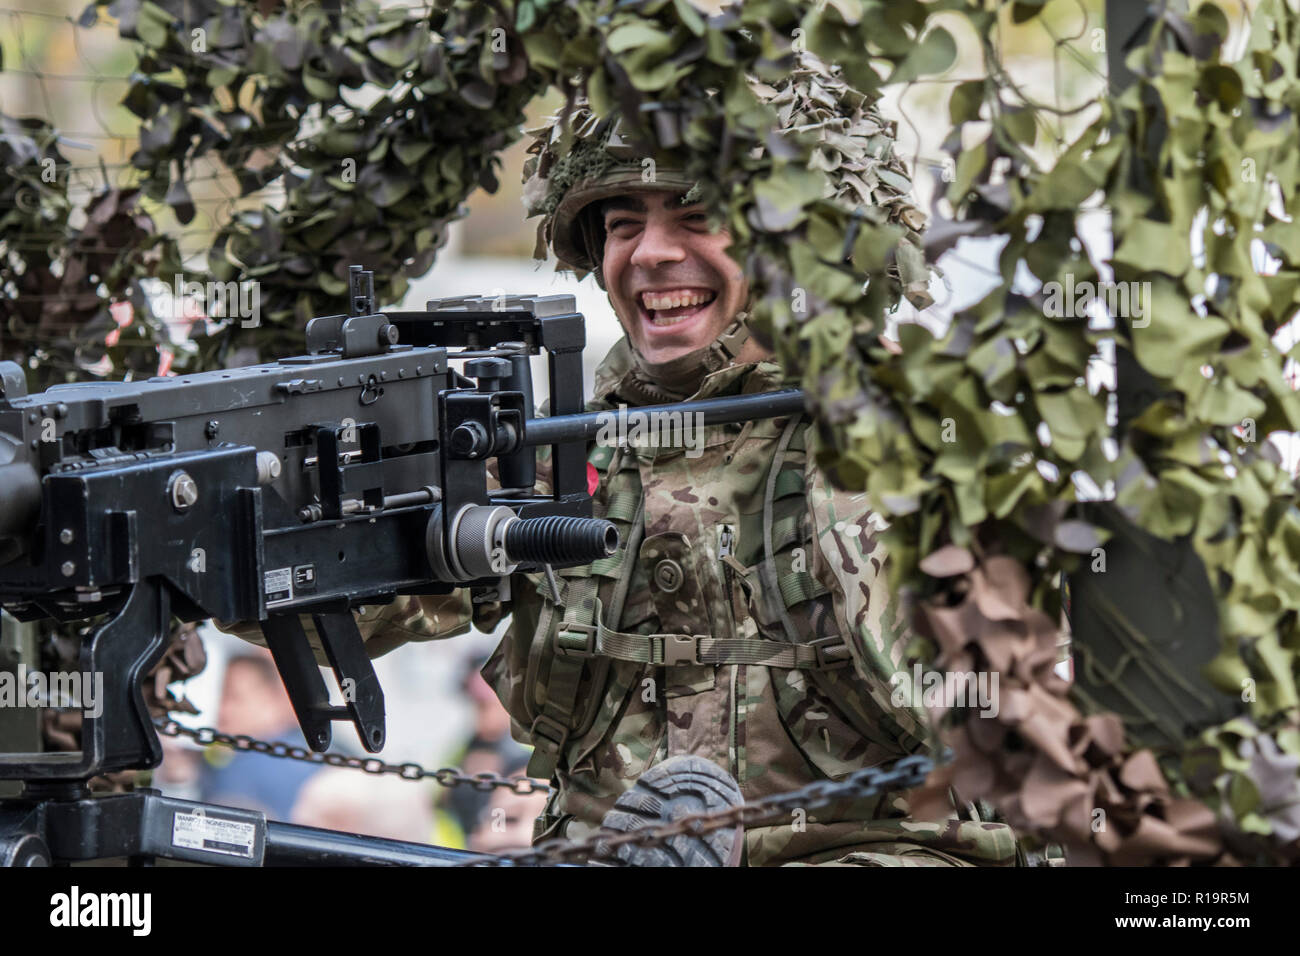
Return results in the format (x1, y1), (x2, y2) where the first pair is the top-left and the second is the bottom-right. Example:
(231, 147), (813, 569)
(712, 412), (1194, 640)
(624, 311), (753, 404)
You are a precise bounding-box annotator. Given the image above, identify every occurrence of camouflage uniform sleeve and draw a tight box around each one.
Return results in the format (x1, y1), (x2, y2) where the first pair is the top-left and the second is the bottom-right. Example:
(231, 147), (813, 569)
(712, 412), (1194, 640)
(480, 572), (544, 747)
(355, 591), (477, 657)
(211, 590), (476, 661)
(803, 453), (932, 754)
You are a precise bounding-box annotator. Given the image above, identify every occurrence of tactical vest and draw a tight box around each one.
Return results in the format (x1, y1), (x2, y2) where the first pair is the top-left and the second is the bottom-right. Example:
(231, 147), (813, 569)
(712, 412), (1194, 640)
(519, 413), (850, 774)
(490, 400), (928, 831)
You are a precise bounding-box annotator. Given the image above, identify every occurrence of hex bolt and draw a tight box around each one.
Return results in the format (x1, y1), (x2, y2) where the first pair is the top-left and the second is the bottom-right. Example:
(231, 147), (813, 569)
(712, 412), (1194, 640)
(60, 561), (75, 577)
(169, 472), (199, 511)
(59, 528), (74, 544)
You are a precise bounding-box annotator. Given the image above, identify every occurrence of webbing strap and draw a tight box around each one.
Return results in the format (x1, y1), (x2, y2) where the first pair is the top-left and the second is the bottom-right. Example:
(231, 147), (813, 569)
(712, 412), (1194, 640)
(773, 467), (805, 499)
(527, 575), (597, 778)
(764, 415), (830, 611)
(770, 511), (804, 552)
(779, 570), (820, 607)
(604, 488), (640, 523)
(763, 415), (806, 643)
(554, 598), (851, 669)
(526, 469), (646, 779)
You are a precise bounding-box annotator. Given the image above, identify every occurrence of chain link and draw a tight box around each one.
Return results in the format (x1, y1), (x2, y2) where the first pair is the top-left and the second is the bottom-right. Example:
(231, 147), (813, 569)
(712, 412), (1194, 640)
(458, 753), (936, 867)
(156, 718), (937, 867)
(154, 718), (552, 795)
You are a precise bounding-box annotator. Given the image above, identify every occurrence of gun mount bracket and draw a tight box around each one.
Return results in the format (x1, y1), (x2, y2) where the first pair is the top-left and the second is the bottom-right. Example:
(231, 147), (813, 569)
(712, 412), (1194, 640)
(260, 611), (386, 754)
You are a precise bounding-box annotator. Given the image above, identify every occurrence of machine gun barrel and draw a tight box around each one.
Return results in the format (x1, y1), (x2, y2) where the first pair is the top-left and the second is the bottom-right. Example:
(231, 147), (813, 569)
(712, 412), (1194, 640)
(521, 389), (807, 447)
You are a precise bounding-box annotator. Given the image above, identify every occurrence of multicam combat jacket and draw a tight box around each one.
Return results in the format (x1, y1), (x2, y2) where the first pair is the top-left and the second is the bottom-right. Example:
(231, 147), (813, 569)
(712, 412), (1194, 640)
(464, 338), (1019, 867)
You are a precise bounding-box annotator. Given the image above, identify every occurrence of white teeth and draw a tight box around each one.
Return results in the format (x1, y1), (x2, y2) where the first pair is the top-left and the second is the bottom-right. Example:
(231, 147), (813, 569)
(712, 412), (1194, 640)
(640, 289), (714, 312)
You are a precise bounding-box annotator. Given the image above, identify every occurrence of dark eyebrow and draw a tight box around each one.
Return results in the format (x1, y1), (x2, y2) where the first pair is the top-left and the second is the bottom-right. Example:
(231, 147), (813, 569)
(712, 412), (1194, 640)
(600, 193), (707, 221)
(601, 196), (648, 216)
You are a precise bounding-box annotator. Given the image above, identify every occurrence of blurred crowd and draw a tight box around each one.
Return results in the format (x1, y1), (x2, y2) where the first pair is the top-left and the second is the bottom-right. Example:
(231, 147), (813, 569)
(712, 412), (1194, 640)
(153, 642), (547, 855)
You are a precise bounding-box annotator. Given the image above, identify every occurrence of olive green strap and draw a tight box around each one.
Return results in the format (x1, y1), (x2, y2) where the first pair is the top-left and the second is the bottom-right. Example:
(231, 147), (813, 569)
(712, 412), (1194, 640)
(554, 598), (851, 670)
(762, 415), (806, 643)
(527, 575), (597, 778)
(526, 490), (646, 780)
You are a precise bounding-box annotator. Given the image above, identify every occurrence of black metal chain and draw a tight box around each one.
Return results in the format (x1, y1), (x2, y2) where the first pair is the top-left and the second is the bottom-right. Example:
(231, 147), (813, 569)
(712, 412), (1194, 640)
(460, 753), (936, 867)
(156, 717), (938, 867)
(154, 718), (552, 795)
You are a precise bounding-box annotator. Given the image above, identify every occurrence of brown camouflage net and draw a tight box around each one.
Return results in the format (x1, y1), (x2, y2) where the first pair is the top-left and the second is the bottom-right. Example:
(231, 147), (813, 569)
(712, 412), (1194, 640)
(907, 551), (1244, 865)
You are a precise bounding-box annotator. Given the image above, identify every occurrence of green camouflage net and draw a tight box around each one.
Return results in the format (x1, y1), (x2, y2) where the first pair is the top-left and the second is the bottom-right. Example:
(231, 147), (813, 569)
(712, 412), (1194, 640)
(5, 0), (1300, 863)
(526, 134), (617, 220)
(0, 115), (184, 391)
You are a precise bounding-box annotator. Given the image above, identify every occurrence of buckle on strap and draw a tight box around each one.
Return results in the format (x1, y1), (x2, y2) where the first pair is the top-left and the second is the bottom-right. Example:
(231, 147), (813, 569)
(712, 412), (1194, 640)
(554, 621), (598, 658)
(809, 636), (851, 669)
(660, 634), (702, 666)
(529, 714), (570, 752)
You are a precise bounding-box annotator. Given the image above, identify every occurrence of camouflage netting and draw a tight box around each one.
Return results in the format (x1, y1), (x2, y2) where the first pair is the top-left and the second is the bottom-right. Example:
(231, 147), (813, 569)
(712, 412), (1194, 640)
(0, 115), (184, 391)
(517, 50), (932, 303)
(898, 1), (1300, 865)
(5, 0), (1300, 863)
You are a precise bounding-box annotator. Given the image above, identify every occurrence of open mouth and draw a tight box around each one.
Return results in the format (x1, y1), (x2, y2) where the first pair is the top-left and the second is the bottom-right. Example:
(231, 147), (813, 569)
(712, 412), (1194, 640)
(637, 288), (718, 329)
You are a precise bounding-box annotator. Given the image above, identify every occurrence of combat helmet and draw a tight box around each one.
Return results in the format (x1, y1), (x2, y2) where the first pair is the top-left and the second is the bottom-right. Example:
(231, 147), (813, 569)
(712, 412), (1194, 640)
(521, 49), (931, 300)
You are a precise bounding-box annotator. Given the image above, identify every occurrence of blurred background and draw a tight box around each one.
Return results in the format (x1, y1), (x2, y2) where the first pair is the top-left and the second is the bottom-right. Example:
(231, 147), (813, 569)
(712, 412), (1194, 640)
(0, 0), (1268, 849)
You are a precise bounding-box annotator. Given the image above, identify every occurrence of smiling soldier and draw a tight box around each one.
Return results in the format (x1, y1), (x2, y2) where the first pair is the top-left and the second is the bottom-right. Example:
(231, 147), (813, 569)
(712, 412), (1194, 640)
(353, 52), (1021, 867)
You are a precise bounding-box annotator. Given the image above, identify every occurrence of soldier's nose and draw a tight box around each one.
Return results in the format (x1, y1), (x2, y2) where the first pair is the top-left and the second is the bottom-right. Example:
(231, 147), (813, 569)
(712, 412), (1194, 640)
(629, 219), (687, 270)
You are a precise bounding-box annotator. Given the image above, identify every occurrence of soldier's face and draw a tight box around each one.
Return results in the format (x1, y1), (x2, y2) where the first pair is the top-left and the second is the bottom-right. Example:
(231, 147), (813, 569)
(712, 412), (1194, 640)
(601, 191), (749, 365)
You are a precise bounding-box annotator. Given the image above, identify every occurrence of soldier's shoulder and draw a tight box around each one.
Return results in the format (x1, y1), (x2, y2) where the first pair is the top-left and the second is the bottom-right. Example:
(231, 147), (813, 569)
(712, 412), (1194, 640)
(589, 336), (634, 407)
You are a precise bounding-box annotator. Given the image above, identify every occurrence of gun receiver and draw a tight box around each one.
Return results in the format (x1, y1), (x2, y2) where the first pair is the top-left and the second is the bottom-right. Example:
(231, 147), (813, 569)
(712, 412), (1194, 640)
(0, 266), (806, 782)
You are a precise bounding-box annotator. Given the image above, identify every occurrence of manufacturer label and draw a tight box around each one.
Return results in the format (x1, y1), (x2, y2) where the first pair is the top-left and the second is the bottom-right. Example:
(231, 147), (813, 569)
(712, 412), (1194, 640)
(171, 811), (257, 859)
(264, 566), (292, 607)
(293, 564), (317, 591)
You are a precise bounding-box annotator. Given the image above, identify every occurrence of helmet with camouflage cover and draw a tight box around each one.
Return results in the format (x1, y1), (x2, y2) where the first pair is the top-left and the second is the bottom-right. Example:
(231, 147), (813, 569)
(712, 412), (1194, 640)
(521, 49), (932, 301)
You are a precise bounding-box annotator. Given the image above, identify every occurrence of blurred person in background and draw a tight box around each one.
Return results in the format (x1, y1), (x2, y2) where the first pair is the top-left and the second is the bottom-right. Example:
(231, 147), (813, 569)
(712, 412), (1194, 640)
(197, 648), (319, 821)
(154, 735), (203, 802)
(467, 753), (550, 855)
(432, 651), (533, 848)
(290, 769), (434, 843)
